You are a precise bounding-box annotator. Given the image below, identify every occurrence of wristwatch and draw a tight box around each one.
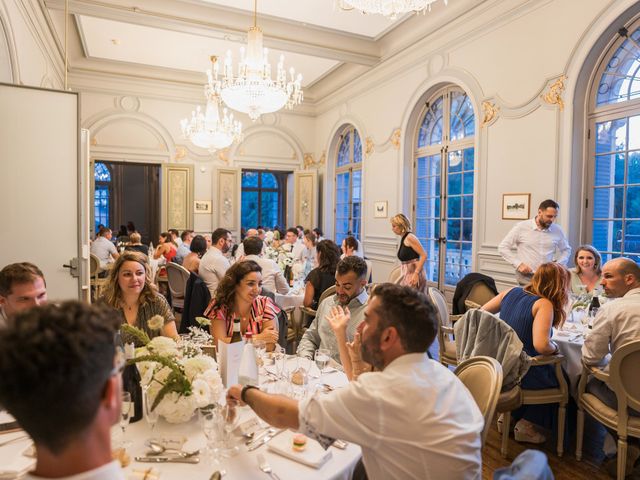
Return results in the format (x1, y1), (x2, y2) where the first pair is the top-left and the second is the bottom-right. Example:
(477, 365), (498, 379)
(241, 384), (260, 403)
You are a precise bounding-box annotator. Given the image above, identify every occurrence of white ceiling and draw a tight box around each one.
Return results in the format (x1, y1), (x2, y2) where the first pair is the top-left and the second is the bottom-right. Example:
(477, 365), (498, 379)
(197, 0), (404, 39)
(77, 15), (341, 87)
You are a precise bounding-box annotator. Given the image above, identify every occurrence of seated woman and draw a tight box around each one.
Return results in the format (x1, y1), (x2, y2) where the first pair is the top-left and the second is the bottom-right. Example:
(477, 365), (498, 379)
(153, 232), (177, 263)
(482, 262), (570, 444)
(340, 236), (359, 259)
(570, 244), (602, 295)
(182, 234), (207, 274)
(300, 230), (318, 279)
(205, 260), (280, 348)
(101, 250), (178, 339)
(303, 240), (341, 309)
(124, 232), (149, 256)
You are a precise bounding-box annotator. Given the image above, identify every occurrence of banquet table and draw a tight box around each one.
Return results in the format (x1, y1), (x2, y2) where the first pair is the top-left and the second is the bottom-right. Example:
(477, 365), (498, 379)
(0, 360), (361, 480)
(552, 313), (590, 396)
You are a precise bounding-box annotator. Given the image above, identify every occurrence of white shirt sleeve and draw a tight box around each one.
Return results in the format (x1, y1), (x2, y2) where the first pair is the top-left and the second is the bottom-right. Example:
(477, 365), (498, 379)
(582, 309), (613, 366)
(498, 224), (522, 268)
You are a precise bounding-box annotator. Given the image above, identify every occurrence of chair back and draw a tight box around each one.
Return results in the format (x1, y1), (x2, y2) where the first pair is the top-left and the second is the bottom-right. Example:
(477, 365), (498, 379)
(466, 282), (497, 309)
(388, 265), (402, 284)
(365, 259), (373, 282)
(429, 287), (458, 367)
(89, 253), (101, 278)
(455, 356), (503, 444)
(166, 262), (190, 299)
(429, 287), (451, 328)
(609, 339), (640, 415)
(318, 285), (337, 305)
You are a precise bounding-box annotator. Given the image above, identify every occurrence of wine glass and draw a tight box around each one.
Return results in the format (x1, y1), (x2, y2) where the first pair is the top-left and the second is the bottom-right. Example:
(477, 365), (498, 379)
(120, 392), (132, 447)
(253, 340), (267, 369)
(200, 407), (223, 467)
(143, 389), (159, 440)
(315, 348), (331, 375)
(220, 403), (240, 457)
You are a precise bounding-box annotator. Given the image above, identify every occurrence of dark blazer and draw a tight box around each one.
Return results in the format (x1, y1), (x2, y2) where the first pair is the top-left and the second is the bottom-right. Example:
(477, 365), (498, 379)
(179, 272), (211, 334)
(452, 273), (498, 315)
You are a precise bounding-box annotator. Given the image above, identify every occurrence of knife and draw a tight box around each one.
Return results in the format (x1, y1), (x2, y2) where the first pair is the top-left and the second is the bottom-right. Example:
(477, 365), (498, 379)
(135, 456), (200, 464)
(247, 429), (284, 451)
(246, 427), (273, 446)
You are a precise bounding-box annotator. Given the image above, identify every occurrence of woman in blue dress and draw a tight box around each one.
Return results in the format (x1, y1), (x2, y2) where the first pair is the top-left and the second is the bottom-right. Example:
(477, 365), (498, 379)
(482, 262), (570, 444)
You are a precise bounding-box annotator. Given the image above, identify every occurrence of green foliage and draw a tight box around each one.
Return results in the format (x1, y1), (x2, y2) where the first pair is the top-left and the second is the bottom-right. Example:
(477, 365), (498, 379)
(129, 354), (192, 411)
(120, 324), (150, 347)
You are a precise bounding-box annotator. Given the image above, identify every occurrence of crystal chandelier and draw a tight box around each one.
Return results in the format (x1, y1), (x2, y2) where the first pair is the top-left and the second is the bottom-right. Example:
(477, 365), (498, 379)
(212, 0), (303, 121)
(180, 57), (242, 153)
(337, 0), (447, 20)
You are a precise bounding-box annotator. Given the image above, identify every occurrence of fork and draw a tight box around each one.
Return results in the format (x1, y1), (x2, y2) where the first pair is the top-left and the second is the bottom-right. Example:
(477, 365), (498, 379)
(257, 453), (281, 480)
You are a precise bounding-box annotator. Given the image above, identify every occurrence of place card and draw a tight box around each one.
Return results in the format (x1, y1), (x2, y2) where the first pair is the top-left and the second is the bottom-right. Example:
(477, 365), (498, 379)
(217, 339), (244, 387)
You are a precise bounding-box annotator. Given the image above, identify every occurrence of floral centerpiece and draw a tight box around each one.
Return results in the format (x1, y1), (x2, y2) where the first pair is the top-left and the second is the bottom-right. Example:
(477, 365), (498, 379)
(121, 322), (223, 424)
(264, 245), (294, 273)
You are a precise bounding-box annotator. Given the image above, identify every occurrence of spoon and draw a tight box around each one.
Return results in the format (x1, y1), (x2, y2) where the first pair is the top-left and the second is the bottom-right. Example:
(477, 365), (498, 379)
(146, 441), (199, 457)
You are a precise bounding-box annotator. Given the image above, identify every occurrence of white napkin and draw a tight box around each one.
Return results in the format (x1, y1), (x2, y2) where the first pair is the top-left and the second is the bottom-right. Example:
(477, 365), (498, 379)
(268, 430), (332, 469)
(0, 442), (34, 479)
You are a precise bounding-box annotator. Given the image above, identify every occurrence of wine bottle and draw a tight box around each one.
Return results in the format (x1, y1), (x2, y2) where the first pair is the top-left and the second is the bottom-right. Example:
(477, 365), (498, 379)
(122, 363), (143, 422)
(589, 295), (600, 314)
(238, 332), (259, 386)
(230, 318), (242, 343)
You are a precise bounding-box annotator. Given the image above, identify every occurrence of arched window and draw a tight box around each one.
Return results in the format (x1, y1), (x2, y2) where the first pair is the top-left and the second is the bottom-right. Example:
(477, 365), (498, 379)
(94, 162), (112, 232)
(588, 24), (640, 264)
(335, 125), (362, 245)
(414, 86), (475, 289)
(241, 170), (287, 230)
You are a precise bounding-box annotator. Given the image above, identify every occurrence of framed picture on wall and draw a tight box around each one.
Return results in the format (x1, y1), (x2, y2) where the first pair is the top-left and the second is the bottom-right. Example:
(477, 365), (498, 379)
(502, 193), (530, 220)
(374, 201), (388, 218)
(194, 200), (212, 214)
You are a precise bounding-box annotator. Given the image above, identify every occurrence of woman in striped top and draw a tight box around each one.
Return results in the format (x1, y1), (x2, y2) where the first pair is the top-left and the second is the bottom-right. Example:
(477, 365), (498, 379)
(205, 260), (280, 348)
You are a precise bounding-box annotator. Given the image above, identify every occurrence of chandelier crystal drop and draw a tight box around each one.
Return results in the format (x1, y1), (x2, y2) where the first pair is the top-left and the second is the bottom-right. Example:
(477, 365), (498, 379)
(180, 58), (242, 153)
(338, 0), (447, 20)
(214, 1), (303, 121)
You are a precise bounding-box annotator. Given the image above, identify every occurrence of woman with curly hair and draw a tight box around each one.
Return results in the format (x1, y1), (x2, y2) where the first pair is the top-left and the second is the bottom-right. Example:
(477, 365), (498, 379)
(482, 262), (570, 444)
(205, 260), (280, 348)
(101, 250), (178, 339)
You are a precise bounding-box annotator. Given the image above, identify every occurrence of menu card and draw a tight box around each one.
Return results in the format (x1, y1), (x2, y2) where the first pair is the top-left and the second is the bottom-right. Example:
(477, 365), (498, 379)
(217, 339), (244, 387)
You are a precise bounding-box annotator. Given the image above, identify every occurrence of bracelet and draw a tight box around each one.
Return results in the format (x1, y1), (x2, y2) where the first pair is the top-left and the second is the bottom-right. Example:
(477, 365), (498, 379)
(241, 385), (260, 403)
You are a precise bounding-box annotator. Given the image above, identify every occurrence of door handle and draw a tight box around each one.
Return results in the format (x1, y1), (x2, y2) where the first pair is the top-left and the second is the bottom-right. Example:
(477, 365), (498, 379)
(62, 258), (80, 278)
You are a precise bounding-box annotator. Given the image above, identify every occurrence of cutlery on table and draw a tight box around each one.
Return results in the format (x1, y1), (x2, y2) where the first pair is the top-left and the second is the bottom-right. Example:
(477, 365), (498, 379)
(209, 469), (227, 479)
(246, 427), (275, 446)
(257, 453), (281, 480)
(332, 439), (348, 449)
(135, 456), (200, 464)
(247, 429), (284, 452)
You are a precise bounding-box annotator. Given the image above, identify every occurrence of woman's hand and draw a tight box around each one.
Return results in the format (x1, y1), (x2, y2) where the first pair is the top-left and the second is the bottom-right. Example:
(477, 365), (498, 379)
(409, 271), (419, 287)
(326, 306), (350, 338)
(256, 325), (279, 344)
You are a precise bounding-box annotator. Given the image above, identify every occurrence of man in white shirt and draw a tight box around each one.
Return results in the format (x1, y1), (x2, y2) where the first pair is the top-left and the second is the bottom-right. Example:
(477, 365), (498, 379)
(228, 283), (483, 480)
(174, 230), (193, 265)
(0, 262), (47, 329)
(199, 228), (233, 296)
(498, 199), (571, 285)
(242, 236), (289, 294)
(90, 227), (119, 268)
(0, 301), (124, 479)
(234, 228), (258, 260)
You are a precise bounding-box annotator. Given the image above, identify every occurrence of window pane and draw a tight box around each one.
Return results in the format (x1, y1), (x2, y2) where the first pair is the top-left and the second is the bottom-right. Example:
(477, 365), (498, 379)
(629, 115), (640, 150)
(447, 196), (461, 217)
(628, 151), (640, 184)
(596, 28), (640, 106)
(463, 195), (474, 217)
(450, 91), (475, 141)
(417, 96), (444, 148)
(337, 131), (351, 167)
(353, 130), (362, 164)
(462, 219), (473, 241)
(242, 171), (259, 187)
(626, 186), (640, 218)
(595, 119), (627, 154)
(352, 170), (361, 201)
(463, 173), (474, 194)
(447, 173), (462, 196)
(260, 191), (278, 227)
(261, 172), (277, 188)
(94, 162), (111, 182)
(463, 148), (474, 171)
(595, 153), (626, 186)
(448, 150), (463, 173)
(626, 220), (640, 253)
(447, 220), (461, 241)
(241, 191), (258, 229)
(593, 187), (624, 219)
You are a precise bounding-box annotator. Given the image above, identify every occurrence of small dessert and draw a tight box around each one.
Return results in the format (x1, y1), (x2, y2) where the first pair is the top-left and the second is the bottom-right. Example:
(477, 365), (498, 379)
(292, 434), (307, 452)
(290, 368), (307, 386)
(112, 447), (130, 467)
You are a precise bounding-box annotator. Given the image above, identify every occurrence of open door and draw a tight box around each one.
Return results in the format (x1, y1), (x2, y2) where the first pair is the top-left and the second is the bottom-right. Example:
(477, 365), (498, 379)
(0, 83), (87, 301)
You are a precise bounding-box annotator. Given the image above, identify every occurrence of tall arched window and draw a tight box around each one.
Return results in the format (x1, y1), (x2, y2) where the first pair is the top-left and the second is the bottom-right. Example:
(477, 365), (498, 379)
(414, 86), (475, 289)
(335, 125), (362, 245)
(94, 162), (112, 232)
(588, 24), (640, 264)
(241, 170), (287, 230)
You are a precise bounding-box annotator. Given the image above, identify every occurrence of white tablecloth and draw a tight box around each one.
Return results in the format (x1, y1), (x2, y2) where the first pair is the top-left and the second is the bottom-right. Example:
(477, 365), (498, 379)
(552, 320), (588, 396)
(274, 292), (305, 310)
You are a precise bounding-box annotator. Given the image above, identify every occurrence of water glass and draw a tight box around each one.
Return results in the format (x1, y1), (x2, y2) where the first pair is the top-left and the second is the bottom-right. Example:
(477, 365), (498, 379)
(253, 340), (267, 367)
(143, 389), (159, 439)
(220, 403), (240, 457)
(199, 407), (224, 466)
(120, 392), (132, 446)
(315, 348), (331, 374)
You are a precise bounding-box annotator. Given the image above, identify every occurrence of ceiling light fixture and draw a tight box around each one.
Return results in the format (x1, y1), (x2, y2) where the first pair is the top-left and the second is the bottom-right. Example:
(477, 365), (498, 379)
(213, 0), (303, 121)
(180, 56), (242, 153)
(337, 0), (447, 20)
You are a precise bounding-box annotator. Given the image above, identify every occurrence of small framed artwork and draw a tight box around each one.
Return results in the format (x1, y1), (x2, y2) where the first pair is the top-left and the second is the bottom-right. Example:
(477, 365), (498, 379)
(502, 193), (530, 220)
(374, 201), (388, 218)
(194, 200), (212, 214)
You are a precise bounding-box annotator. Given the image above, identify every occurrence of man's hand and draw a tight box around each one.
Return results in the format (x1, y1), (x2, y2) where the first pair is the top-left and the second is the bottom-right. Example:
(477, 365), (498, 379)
(517, 263), (533, 275)
(226, 384), (244, 406)
(326, 306), (350, 337)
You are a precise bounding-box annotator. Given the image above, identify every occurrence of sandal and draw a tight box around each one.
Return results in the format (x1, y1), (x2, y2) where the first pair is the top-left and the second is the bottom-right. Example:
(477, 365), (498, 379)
(514, 420), (546, 444)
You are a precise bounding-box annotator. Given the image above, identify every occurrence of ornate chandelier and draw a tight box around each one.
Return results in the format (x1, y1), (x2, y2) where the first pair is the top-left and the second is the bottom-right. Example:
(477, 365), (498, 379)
(213, 0), (303, 121)
(180, 57), (242, 153)
(337, 0), (447, 19)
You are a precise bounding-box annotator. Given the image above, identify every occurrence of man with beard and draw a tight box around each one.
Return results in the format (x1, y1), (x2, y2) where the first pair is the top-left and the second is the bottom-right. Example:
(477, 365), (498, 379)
(296, 256), (368, 364)
(198, 228), (233, 296)
(227, 283), (483, 479)
(498, 198), (571, 285)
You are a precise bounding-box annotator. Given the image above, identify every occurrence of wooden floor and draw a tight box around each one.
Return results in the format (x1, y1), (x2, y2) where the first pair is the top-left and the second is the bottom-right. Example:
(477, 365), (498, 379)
(481, 415), (640, 479)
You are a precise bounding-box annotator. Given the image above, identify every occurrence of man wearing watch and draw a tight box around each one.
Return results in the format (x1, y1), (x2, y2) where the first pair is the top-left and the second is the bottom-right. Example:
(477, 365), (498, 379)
(227, 283), (483, 480)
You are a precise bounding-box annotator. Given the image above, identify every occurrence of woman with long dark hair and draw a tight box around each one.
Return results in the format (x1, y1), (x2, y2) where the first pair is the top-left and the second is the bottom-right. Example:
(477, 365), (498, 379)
(303, 239), (341, 309)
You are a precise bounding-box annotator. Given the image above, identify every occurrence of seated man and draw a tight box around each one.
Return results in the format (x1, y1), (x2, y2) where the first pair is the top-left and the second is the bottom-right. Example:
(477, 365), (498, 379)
(297, 256), (368, 363)
(242, 236), (289, 294)
(0, 262), (47, 328)
(0, 301), (124, 479)
(228, 283), (483, 479)
(91, 227), (119, 268)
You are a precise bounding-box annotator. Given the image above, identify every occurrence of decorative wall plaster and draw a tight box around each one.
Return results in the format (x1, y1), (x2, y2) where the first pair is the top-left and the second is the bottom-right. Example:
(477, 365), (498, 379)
(260, 112), (277, 126)
(365, 137), (374, 159)
(481, 101), (499, 127)
(428, 54), (445, 76)
(298, 175), (313, 227)
(118, 96), (141, 112)
(175, 146), (186, 161)
(390, 129), (401, 150)
(168, 169), (187, 229)
(541, 75), (567, 111)
(319, 151), (326, 165)
(303, 151), (326, 169)
(217, 170), (238, 230)
(90, 137), (98, 146)
(217, 148), (230, 164)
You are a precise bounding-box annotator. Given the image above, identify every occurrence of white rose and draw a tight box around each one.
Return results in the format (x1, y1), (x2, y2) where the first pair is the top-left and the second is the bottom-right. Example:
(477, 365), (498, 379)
(182, 356), (217, 380)
(191, 379), (211, 408)
(147, 315), (165, 331)
(156, 392), (196, 423)
(148, 336), (179, 357)
(200, 370), (223, 401)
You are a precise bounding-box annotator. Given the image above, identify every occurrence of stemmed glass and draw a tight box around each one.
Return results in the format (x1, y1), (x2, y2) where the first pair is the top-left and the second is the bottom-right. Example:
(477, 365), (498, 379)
(220, 403), (240, 457)
(253, 340), (267, 370)
(143, 388), (159, 440)
(120, 392), (132, 447)
(314, 348), (331, 375)
(200, 407), (223, 467)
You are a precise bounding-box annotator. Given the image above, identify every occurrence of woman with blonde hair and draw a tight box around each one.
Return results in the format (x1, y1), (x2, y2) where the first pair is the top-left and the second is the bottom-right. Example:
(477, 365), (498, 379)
(390, 213), (428, 292)
(482, 262), (570, 444)
(101, 250), (178, 339)
(570, 244), (602, 294)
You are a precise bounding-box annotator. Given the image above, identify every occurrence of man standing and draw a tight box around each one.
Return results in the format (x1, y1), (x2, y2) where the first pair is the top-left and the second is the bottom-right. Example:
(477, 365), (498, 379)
(0, 301), (124, 479)
(0, 262), (47, 328)
(243, 236), (289, 294)
(498, 199), (571, 285)
(91, 227), (119, 268)
(199, 228), (233, 296)
(174, 230), (194, 265)
(297, 256), (368, 363)
(228, 283), (483, 479)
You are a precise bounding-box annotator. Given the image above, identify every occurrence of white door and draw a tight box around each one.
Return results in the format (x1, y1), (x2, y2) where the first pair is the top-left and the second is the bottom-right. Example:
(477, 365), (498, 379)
(0, 83), (87, 301)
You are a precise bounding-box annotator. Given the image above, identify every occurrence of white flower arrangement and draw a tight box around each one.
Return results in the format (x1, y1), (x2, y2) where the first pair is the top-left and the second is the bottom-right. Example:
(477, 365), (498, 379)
(125, 327), (223, 424)
(147, 314), (164, 331)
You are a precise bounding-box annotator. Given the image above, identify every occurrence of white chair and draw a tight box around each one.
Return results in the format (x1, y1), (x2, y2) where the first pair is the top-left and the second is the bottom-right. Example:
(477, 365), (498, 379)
(165, 263), (190, 311)
(428, 287), (457, 367)
(89, 253), (108, 301)
(388, 265), (402, 284)
(365, 259), (373, 282)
